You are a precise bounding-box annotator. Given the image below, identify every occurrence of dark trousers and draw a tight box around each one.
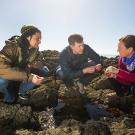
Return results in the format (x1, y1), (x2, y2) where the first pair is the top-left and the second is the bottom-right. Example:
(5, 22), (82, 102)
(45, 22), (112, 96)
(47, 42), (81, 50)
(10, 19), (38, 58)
(56, 63), (99, 86)
(108, 78), (134, 97)
(57, 70), (97, 86)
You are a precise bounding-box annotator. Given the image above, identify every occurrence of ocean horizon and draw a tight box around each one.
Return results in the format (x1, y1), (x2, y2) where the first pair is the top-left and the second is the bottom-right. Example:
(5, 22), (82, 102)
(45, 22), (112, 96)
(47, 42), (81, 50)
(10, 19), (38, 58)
(100, 54), (117, 58)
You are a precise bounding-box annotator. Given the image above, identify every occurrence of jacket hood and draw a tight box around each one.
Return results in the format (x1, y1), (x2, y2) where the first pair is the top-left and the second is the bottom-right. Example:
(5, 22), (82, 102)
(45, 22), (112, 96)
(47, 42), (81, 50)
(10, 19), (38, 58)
(5, 35), (20, 45)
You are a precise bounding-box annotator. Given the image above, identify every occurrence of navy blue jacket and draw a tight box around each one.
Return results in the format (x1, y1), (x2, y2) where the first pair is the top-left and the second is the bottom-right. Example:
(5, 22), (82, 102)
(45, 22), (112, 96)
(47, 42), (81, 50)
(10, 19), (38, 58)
(59, 44), (101, 80)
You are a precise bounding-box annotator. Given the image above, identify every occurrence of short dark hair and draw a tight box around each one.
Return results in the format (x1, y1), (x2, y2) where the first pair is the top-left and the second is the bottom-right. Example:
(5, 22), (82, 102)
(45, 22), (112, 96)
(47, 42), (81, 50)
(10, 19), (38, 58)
(68, 34), (83, 45)
(119, 35), (135, 50)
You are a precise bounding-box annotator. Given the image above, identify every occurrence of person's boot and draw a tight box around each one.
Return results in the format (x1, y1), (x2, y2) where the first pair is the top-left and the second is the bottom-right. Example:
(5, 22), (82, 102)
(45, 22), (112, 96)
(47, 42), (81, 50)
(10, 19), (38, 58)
(18, 93), (29, 100)
(75, 80), (85, 94)
(130, 85), (135, 96)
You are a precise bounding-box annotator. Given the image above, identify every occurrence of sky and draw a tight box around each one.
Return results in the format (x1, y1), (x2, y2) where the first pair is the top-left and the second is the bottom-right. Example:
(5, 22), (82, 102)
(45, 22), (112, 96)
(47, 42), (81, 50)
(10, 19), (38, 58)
(0, 0), (135, 55)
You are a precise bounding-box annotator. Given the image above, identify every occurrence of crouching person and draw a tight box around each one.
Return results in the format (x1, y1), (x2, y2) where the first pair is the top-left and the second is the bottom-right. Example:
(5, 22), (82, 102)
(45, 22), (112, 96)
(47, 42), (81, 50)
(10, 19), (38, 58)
(56, 34), (102, 94)
(105, 35), (135, 97)
(0, 25), (47, 104)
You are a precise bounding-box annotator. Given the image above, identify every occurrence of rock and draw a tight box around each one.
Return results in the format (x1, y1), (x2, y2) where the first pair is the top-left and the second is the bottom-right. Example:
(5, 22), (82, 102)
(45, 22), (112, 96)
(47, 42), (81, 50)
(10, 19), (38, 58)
(82, 120), (111, 135)
(84, 103), (112, 120)
(90, 75), (114, 90)
(58, 84), (88, 120)
(16, 129), (37, 135)
(121, 117), (135, 128)
(111, 122), (128, 135)
(108, 95), (135, 112)
(101, 56), (118, 69)
(46, 127), (80, 135)
(14, 106), (32, 126)
(86, 86), (114, 104)
(0, 118), (15, 135)
(1, 51), (135, 135)
(0, 102), (32, 128)
(60, 119), (81, 129)
(110, 117), (135, 135)
(126, 129), (135, 135)
(18, 84), (58, 109)
(16, 119), (81, 135)
(32, 50), (59, 75)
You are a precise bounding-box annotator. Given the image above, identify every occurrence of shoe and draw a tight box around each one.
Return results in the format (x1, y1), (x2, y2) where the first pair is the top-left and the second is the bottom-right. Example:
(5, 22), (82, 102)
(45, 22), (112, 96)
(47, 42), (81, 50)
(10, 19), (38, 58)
(18, 93), (29, 100)
(76, 81), (85, 94)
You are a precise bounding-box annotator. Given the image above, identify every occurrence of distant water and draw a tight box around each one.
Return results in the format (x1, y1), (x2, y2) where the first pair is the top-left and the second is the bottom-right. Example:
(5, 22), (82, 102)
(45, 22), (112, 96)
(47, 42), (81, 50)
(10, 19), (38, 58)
(101, 54), (117, 58)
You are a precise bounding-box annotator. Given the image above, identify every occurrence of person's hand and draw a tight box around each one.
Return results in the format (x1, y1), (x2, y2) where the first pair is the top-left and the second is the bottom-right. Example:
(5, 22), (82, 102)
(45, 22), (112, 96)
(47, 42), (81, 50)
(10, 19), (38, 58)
(105, 72), (117, 79)
(95, 64), (102, 72)
(31, 74), (45, 85)
(105, 66), (119, 74)
(83, 66), (96, 74)
(105, 66), (119, 79)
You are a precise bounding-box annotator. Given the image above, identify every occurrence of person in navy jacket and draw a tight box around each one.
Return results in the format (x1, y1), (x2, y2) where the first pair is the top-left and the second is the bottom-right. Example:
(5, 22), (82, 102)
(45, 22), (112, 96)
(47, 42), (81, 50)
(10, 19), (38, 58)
(56, 34), (102, 93)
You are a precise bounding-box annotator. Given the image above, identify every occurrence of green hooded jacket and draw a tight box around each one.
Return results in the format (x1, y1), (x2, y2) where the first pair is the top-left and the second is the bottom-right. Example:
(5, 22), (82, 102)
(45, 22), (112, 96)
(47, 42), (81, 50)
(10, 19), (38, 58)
(0, 36), (39, 81)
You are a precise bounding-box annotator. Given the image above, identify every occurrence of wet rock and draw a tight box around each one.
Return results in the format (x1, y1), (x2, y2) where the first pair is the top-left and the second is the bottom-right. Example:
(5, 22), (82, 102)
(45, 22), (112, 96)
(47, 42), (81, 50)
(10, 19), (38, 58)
(84, 103), (112, 120)
(90, 75), (114, 90)
(38, 108), (55, 130)
(0, 102), (20, 118)
(46, 127), (80, 135)
(16, 129), (37, 135)
(32, 50), (59, 75)
(0, 118), (15, 135)
(110, 116), (135, 135)
(86, 86), (114, 104)
(121, 117), (135, 128)
(0, 102), (32, 128)
(60, 119), (81, 129)
(54, 99), (65, 112)
(111, 122), (128, 135)
(16, 120), (81, 135)
(126, 129), (135, 135)
(107, 107), (123, 117)
(15, 106), (32, 126)
(82, 120), (111, 135)
(1, 51), (135, 134)
(58, 84), (88, 120)
(107, 95), (135, 112)
(18, 84), (58, 109)
(102, 56), (118, 69)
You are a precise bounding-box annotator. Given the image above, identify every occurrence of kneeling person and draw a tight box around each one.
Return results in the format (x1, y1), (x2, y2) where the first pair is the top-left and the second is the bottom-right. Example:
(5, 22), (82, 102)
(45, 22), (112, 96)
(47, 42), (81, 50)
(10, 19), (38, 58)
(56, 34), (102, 94)
(105, 35), (135, 97)
(0, 25), (48, 103)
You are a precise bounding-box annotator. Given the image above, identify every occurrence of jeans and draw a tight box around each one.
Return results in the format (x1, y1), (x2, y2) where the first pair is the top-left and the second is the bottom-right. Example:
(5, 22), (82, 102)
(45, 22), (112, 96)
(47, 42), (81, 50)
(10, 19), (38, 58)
(0, 78), (36, 103)
(19, 82), (36, 95)
(0, 66), (49, 103)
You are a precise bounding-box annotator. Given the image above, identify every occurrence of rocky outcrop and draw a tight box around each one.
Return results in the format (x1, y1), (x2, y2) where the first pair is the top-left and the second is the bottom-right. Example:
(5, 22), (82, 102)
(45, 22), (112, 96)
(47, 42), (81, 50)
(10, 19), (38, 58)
(0, 50), (135, 135)
(18, 83), (58, 109)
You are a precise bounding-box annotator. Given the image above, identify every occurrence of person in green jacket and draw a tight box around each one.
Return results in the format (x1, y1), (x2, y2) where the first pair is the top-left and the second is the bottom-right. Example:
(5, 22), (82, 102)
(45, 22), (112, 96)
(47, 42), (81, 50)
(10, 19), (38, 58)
(0, 25), (46, 103)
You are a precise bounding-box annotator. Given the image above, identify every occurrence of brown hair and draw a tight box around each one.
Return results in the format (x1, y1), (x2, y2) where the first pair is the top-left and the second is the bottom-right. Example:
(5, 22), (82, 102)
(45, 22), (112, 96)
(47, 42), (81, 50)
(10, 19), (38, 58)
(119, 35), (135, 50)
(21, 25), (41, 38)
(68, 34), (83, 45)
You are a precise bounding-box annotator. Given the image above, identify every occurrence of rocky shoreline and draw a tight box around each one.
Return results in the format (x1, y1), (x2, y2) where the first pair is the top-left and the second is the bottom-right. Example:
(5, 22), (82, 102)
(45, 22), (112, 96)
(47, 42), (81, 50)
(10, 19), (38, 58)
(0, 50), (135, 135)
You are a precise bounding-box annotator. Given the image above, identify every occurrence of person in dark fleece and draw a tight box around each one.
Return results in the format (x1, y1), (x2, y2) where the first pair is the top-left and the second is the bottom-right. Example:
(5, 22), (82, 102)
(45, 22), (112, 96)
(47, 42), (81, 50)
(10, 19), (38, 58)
(56, 34), (102, 94)
(105, 35), (135, 97)
(0, 25), (48, 104)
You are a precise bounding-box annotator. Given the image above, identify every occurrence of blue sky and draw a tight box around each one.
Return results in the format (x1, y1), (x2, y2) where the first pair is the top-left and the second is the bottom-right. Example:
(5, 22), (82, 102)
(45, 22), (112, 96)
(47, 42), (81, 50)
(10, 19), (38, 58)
(0, 0), (135, 55)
